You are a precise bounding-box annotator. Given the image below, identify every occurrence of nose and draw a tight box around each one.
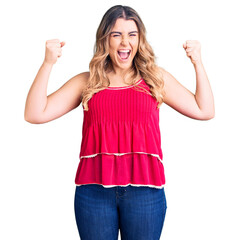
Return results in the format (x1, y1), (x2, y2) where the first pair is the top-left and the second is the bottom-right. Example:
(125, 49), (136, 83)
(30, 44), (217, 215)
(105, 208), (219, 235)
(121, 36), (129, 46)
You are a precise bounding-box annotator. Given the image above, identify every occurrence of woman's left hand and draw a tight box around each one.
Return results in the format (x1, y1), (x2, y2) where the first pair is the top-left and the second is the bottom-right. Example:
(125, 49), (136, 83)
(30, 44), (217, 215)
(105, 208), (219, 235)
(183, 40), (202, 65)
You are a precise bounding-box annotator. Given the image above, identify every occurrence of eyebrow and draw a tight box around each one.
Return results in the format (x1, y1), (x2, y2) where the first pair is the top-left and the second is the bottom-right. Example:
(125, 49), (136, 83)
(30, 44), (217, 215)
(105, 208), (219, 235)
(110, 31), (138, 35)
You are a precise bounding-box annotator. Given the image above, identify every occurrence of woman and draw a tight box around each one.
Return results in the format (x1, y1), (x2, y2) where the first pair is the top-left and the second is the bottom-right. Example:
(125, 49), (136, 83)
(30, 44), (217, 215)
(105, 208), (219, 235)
(24, 5), (215, 240)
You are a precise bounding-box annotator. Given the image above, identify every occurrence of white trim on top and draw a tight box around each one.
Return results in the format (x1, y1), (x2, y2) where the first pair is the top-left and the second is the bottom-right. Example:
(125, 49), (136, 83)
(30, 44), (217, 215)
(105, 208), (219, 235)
(106, 79), (143, 90)
(76, 182), (165, 189)
(80, 152), (163, 163)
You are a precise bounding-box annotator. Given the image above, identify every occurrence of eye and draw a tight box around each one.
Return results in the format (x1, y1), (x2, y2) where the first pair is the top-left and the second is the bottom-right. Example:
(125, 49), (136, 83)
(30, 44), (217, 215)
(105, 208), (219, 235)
(130, 34), (136, 36)
(113, 34), (120, 37)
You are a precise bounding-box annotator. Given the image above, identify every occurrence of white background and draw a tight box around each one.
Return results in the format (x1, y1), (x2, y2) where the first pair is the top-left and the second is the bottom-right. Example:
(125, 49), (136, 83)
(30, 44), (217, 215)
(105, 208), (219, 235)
(1, 0), (238, 239)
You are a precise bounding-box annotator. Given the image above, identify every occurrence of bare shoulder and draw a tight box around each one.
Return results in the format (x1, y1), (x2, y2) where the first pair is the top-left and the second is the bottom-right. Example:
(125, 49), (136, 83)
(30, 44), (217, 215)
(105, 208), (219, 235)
(156, 65), (177, 88)
(156, 65), (168, 78)
(71, 71), (90, 89)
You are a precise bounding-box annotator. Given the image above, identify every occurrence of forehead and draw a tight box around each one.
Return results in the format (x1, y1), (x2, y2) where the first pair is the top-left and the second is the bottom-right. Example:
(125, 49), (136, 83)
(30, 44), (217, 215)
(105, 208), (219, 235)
(111, 18), (138, 32)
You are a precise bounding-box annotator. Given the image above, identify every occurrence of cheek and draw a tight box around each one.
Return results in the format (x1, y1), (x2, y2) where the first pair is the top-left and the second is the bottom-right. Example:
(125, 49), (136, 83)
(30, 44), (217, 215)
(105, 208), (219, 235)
(109, 39), (119, 50)
(131, 38), (139, 47)
(132, 41), (139, 52)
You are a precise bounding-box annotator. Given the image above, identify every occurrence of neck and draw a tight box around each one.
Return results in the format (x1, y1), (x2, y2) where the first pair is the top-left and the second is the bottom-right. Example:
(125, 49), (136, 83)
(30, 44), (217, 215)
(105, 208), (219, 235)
(108, 62), (136, 77)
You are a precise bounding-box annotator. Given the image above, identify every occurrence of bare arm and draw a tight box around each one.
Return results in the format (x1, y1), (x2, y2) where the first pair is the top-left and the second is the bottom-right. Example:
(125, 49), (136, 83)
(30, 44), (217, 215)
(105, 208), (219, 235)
(24, 67), (89, 124)
(194, 61), (215, 118)
(24, 39), (89, 124)
(24, 61), (53, 122)
(162, 40), (215, 120)
(162, 62), (215, 120)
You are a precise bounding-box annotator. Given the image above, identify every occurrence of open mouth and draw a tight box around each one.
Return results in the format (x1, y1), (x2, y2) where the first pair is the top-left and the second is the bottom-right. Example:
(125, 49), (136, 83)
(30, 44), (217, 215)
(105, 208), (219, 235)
(117, 50), (131, 60)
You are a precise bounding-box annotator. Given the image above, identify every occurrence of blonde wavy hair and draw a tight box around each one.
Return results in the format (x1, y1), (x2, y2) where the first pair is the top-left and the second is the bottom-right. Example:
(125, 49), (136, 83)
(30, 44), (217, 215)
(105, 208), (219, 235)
(82, 5), (165, 111)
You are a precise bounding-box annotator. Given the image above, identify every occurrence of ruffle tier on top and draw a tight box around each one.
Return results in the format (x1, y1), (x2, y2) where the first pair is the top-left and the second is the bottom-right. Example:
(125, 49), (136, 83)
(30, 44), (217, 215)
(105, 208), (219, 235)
(75, 78), (166, 189)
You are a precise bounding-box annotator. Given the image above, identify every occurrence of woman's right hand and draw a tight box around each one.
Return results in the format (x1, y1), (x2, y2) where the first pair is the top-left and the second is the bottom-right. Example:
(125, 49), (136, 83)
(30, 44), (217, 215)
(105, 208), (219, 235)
(44, 39), (66, 65)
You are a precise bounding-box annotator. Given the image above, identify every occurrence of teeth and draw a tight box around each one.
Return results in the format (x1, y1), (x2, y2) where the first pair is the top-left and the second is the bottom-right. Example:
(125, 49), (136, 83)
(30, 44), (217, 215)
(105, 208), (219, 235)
(118, 50), (130, 53)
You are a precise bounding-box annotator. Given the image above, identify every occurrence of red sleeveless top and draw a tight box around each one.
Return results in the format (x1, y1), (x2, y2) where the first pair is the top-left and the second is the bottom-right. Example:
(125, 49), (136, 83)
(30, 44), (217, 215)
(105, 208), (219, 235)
(74, 77), (166, 189)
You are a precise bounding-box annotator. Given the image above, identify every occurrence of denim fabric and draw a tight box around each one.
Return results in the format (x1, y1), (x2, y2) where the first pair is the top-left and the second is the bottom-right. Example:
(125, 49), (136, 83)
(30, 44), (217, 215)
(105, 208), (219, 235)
(74, 184), (167, 240)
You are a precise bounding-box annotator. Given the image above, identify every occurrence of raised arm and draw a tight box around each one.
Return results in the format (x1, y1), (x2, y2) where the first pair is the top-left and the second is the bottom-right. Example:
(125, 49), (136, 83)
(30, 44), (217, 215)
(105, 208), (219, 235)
(162, 40), (215, 120)
(24, 39), (89, 124)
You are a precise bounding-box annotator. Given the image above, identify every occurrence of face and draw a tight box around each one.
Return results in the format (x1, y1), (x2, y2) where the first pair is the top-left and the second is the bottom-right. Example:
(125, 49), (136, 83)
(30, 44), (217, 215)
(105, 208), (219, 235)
(108, 18), (139, 73)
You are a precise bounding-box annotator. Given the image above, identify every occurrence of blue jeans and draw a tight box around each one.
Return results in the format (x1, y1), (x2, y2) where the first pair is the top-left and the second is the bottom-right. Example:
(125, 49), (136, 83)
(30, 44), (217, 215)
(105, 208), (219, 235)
(74, 184), (167, 240)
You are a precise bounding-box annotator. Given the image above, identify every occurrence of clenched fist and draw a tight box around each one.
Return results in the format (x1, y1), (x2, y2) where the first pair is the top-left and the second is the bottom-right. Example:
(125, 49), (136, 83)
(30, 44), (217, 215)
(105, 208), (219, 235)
(44, 39), (66, 65)
(183, 40), (202, 65)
